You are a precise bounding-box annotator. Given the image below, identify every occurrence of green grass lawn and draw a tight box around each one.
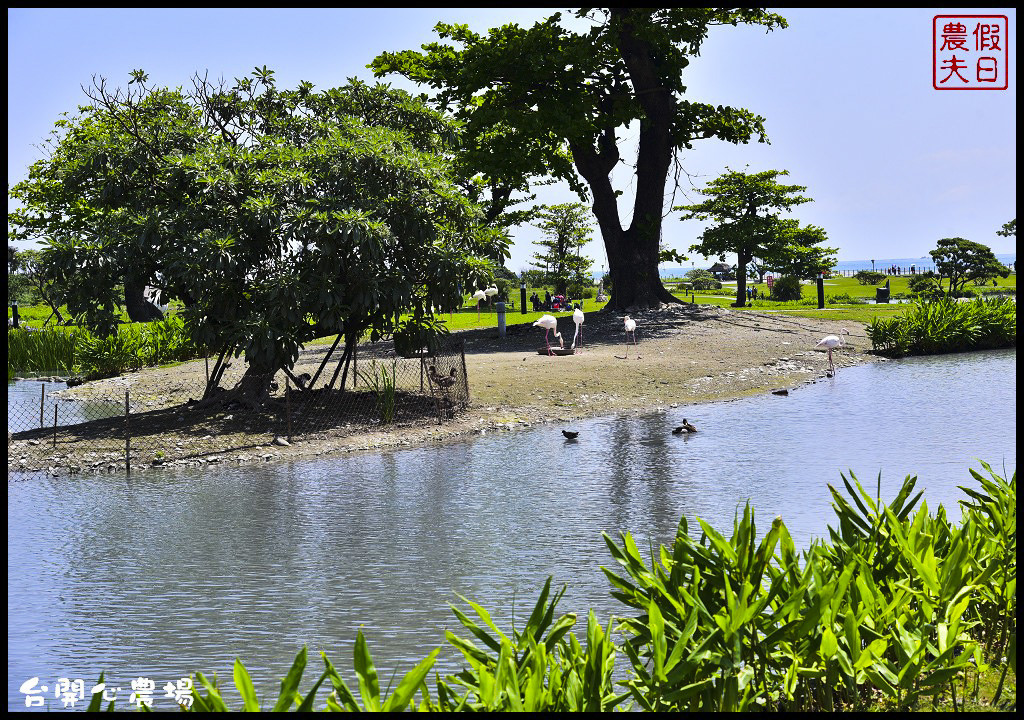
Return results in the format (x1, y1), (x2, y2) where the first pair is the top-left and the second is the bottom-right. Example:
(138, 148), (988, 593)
(667, 273), (1016, 324)
(9, 273), (1014, 339)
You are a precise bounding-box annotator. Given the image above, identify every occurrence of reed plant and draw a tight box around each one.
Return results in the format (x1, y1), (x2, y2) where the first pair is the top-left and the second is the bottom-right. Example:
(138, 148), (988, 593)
(8, 315), (202, 377)
(867, 297), (1016, 357)
(358, 363), (397, 425)
(7, 326), (85, 374)
(84, 464), (1014, 712)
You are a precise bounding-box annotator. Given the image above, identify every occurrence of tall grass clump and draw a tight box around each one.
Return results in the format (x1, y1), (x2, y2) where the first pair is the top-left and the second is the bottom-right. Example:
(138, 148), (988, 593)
(7, 326), (86, 374)
(868, 297), (1016, 357)
(8, 315), (203, 377)
(82, 464), (1014, 712)
(358, 363), (397, 425)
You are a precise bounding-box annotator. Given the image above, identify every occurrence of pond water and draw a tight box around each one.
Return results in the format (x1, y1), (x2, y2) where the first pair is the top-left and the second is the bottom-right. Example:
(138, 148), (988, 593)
(7, 350), (1016, 710)
(8, 379), (125, 434)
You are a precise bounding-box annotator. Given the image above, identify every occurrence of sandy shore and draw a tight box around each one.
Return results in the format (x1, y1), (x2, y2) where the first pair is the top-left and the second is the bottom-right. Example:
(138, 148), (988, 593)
(9, 304), (878, 473)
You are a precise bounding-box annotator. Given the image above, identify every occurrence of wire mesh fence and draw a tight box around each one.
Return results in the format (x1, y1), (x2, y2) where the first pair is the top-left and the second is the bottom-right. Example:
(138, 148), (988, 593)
(9, 335), (469, 474)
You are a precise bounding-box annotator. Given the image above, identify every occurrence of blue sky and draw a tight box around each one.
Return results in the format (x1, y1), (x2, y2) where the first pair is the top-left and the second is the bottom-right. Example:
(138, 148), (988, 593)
(7, 8), (1017, 272)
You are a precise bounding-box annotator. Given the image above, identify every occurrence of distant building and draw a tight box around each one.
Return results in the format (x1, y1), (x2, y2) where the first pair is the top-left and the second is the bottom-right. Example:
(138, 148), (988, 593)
(707, 262), (734, 279)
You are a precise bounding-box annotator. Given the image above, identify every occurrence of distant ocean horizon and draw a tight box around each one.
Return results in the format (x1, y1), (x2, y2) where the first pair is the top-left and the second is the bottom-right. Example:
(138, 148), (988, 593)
(628, 253), (1017, 281)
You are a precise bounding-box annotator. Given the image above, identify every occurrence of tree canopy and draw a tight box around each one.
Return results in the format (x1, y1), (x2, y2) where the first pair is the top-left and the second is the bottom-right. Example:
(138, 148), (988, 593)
(371, 8), (788, 310)
(9, 68), (500, 399)
(929, 237), (1009, 296)
(677, 168), (834, 306)
(530, 203), (594, 295)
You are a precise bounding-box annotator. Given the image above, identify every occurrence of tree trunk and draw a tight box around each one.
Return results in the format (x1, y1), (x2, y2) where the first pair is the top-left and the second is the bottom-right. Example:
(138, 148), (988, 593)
(230, 364), (277, 407)
(567, 9), (685, 312)
(124, 275), (164, 322)
(605, 224), (681, 309)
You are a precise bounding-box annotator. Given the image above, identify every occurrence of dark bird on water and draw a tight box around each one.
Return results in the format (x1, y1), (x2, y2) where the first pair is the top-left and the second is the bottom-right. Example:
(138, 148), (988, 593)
(562, 430), (579, 440)
(672, 419), (698, 434)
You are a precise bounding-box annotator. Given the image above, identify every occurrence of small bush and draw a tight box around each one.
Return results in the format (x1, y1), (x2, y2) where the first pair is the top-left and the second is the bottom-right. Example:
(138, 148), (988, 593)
(826, 293), (866, 305)
(769, 275), (803, 302)
(868, 297), (1016, 356)
(855, 270), (888, 285)
(684, 268), (722, 292)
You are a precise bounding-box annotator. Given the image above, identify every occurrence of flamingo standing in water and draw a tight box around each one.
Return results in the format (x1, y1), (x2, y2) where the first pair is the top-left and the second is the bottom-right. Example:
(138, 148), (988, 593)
(815, 328), (850, 374)
(622, 315), (638, 358)
(533, 314), (563, 355)
(571, 307), (584, 353)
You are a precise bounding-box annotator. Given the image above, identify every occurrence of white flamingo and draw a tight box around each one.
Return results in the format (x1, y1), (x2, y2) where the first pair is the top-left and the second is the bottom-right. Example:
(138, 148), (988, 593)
(571, 307), (585, 352)
(623, 315), (638, 358)
(533, 314), (563, 355)
(484, 286), (498, 311)
(472, 289), (487, 322)
(815, 328), (850, 374)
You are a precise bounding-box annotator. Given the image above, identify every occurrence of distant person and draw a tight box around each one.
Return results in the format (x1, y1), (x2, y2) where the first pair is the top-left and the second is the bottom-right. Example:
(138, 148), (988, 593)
(544, 290), (552, 310)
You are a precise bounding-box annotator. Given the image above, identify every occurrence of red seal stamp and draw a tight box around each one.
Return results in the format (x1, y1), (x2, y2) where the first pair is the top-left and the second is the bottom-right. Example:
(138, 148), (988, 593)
(934, 15), (1009, 90)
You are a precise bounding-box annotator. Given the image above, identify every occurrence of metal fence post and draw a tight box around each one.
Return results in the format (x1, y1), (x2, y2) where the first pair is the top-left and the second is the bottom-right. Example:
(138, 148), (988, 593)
(53, 403), (58, 447)
(286, 377), (292, 443)
(125, 389), (131, 477)
(40, 384), (45, 429)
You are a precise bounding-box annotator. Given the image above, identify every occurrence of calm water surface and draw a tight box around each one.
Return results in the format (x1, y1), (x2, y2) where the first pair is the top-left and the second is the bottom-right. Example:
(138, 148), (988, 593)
(7, 350), (1016, 710)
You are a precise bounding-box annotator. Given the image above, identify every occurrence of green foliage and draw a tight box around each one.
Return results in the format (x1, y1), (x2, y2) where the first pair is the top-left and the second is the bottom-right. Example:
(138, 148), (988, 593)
(530, 203), (594, 296)
(9, 70), (494, 387)
(436, 578), (627, 711)
(372, 9), (788, 310)
(769, 275), (803, 302)
(930, 237), (1009, 297)
(7, 272), (35, 304)
(7, 326), (84, 374)
(8, 315), (202, 376)
(907, 271), (945, 300)
(83, 465), (1014, 712)
(357, 363), (397, 425)
(867, 297), (1016, 357)
(678, 168), (834, 305)
(683, 268), (721, 292)
(854, 270), (887, 285)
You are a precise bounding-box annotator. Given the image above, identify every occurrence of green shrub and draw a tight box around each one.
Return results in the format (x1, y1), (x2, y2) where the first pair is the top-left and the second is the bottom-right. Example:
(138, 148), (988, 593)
(684, 268), (721, 292)
(7, 326), (83, 374)
(118, 464), (1013, 713)
(855, 270), (888, 285)
(868, 297), (1016, 356)
(769, 275), (803, 302)
(8, 314), (202, 376)
(827, 293), (866, 305)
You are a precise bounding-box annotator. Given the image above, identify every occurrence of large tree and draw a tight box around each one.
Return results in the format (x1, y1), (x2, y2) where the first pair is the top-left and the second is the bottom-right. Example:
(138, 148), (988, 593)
(677, 168), (831, 307)
(929, 237), (1009, 296)
(8, 74), (205, 324)
(530, 203), (594, 295)
(9, 69), (497, 402)
(764, 221), (837, 279)
(371, 8), (787, 311)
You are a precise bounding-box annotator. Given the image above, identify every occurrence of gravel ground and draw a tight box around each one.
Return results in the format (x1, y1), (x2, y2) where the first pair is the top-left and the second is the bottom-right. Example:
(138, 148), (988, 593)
(9, 304), (878, 474)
